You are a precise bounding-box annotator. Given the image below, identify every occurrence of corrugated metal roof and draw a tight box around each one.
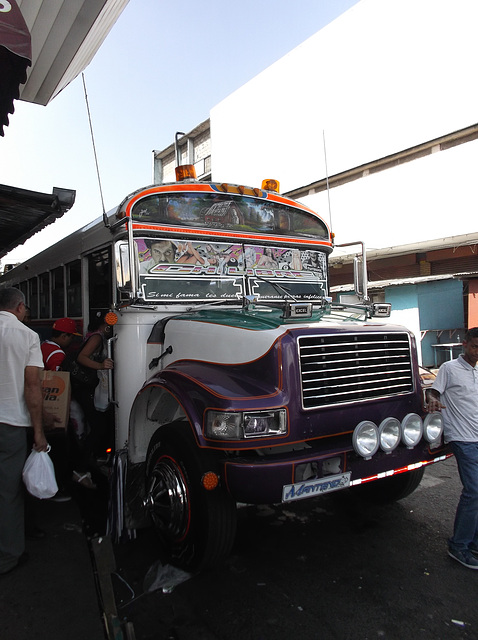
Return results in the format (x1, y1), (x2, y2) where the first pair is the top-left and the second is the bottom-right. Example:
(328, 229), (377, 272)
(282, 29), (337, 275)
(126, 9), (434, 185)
(0, 184), (75, 260)
(330, 272), (478, 293)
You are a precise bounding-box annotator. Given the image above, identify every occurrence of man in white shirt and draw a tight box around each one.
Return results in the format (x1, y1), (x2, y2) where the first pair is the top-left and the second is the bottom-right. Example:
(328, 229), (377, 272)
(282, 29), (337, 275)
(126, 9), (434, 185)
(427, 327), (478, 570)
(0, 288), (47, 574)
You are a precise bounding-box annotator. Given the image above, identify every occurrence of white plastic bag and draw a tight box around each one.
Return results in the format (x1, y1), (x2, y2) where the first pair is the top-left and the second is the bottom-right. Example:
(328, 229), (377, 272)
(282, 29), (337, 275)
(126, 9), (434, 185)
(22, 447), (58, 499)
(143, 560), (191, 594)
(94, 370), (109, 412)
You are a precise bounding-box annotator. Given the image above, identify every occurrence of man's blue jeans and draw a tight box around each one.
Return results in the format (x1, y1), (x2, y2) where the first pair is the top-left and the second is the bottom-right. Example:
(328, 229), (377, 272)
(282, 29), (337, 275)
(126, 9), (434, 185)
(450, 441), (478, 551)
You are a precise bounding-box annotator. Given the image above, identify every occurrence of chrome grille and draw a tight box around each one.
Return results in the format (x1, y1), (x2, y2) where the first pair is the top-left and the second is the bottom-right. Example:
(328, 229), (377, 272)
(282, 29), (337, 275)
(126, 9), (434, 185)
(299, 332), (413, 409)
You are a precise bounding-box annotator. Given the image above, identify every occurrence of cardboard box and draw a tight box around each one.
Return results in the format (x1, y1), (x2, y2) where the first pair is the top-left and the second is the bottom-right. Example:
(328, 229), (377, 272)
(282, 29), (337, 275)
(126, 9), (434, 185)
(41, 370), (71, 430)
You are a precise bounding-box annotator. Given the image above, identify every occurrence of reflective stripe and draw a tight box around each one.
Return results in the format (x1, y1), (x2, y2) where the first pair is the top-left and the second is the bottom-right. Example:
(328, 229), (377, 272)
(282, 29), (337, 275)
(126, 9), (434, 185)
(350, 454), (450, 486)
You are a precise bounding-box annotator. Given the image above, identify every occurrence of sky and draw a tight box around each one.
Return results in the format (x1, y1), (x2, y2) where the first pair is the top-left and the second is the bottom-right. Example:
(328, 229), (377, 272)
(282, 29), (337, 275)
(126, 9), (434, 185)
(0, 0), (360, 266)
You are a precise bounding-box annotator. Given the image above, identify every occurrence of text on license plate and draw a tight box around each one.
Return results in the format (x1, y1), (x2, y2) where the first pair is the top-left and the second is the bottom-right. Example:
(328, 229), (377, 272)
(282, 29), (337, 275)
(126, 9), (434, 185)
(282, 472), (351, 503)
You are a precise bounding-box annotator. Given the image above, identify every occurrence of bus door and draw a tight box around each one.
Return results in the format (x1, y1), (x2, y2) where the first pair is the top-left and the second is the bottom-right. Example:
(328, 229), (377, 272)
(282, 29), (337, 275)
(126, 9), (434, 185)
(87, 247), (112, 327)
(86, 246), (116, 446)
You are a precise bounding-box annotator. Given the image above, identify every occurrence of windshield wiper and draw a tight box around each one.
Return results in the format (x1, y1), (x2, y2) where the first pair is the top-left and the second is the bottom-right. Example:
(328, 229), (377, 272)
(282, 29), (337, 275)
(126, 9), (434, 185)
(248, 273), (299, 302)
(247, 273), (328, 304)
(244, 273), (326, 319)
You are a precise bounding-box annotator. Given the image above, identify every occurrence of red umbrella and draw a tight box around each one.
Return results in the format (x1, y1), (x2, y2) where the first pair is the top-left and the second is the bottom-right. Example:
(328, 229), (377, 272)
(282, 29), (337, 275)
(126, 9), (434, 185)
(0, 1), (31, 136)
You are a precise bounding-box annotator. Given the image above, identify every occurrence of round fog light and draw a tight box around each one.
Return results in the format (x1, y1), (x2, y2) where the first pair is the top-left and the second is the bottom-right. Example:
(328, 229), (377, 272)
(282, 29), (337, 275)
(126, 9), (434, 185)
(379, 417), (401, 453)
(353, 421), (379, 458)
(401, 413), (423, 448)
(423, 412), (443, 443)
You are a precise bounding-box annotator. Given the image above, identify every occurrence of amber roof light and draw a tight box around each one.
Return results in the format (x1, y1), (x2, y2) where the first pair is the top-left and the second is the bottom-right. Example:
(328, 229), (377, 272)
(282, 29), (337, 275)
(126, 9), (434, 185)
(261, 179), (280, 193)
(175, 164), (197, 182)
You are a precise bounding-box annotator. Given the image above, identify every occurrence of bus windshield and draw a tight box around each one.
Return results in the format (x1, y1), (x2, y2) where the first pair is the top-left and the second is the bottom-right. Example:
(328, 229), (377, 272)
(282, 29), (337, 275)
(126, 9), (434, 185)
(131, 191), (329, 240)
(134, 238), (328, 303)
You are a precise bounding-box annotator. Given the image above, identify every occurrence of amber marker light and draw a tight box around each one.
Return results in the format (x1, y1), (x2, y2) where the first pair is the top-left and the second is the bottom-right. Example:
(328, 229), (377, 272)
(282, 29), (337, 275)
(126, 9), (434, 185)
(175, 164), (197, 181)
(105, 312), (118, 325)
(261, 178), (280, 193)
(202, 471), (219, 491)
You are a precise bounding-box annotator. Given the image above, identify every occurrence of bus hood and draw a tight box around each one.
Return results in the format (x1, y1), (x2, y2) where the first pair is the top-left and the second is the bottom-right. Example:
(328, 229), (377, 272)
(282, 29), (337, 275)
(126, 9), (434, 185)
(158, 307), (412, 368)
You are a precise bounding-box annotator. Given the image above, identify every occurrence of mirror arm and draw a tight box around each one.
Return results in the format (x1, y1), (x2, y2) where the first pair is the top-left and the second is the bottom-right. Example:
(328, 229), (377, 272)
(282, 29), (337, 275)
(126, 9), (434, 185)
(336, 241), (369, 302)
(126, 217), (139, 298)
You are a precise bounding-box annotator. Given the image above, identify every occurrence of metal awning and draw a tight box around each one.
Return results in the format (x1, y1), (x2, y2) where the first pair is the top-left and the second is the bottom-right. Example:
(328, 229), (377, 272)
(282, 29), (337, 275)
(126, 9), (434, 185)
(0, 0), (129, 135)
(0, 184), (76, 261)
(17, 0), (129, 106)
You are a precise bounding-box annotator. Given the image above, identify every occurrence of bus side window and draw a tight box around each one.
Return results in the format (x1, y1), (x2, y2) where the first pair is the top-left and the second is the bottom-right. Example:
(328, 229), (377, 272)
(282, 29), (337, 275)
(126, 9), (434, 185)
(29, 277), (38, 319)
(52, 266), (65, 317)
(67, 260), (82, 317)
(39, 272), (50, 318)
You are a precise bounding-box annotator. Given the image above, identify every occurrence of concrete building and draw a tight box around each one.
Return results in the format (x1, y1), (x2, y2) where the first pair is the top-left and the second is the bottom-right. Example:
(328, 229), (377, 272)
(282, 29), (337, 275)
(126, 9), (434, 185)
(153, 120), (211, 185)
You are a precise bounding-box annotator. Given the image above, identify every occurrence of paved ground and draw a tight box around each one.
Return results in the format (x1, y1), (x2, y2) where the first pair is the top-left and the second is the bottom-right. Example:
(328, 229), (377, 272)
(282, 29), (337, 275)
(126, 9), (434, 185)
(0, 495), (105, 640)
(2, 455), (474, 640)
(109, 456), (478, 640)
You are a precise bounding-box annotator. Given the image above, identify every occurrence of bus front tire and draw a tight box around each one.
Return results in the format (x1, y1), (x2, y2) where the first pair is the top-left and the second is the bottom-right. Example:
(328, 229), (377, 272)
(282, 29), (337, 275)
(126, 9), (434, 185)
(145, 422), (237, 571)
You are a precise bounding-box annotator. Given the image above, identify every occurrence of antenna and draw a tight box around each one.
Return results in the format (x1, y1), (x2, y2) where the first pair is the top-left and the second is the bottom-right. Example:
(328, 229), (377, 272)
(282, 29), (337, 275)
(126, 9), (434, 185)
(322, 130), (333, 234)
(82, 73), (108, 226)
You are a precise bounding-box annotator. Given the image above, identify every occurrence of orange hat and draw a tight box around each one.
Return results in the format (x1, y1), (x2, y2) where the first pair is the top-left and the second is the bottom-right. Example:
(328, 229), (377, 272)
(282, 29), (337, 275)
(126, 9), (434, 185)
(52, 318), (81, 336)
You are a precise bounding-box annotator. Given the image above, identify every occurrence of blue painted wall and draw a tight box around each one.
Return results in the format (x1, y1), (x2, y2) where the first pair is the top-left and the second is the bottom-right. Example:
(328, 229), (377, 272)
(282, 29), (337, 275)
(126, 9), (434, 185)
(417, 280), (464, 329)
(418, 279), (464, 367)
(385, 279), (464, 367)
(386, 285), (418, 312)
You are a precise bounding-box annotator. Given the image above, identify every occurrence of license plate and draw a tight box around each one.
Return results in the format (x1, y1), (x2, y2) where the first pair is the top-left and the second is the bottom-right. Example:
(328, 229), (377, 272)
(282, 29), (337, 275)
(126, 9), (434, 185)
(282, 472), (351, 503)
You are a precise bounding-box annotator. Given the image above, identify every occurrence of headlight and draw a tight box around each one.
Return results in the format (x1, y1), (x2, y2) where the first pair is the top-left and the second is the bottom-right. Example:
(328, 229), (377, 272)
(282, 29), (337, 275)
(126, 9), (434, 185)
(423, 412), (443, 443)
(206, 409), (287, 440)
(243, 411), (287, 437)
(378, 417), (401, 453)
(206, 412), (242, 440)
(353, 420), (379, 458)
(401, 413), (423, 448)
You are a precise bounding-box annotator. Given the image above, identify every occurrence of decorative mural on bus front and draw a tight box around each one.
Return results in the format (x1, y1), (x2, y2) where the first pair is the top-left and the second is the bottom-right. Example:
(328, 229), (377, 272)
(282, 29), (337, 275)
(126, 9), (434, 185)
(136, 238), (328, 302)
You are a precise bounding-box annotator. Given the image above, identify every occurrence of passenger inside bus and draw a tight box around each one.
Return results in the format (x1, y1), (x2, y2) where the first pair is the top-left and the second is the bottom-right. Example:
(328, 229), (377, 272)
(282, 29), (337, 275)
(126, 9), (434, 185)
(71, 311), (114, 476)
(40, 317), (86, 496)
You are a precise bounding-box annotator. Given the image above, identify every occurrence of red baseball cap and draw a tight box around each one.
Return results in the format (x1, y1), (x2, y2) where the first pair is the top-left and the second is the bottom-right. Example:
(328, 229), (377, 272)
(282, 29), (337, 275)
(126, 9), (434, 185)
(52, 318), (81, 336)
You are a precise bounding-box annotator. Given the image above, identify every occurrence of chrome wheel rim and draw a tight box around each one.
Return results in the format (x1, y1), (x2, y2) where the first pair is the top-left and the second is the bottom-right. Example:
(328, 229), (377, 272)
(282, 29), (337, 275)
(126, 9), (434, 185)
(147, 455), (190, 540)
